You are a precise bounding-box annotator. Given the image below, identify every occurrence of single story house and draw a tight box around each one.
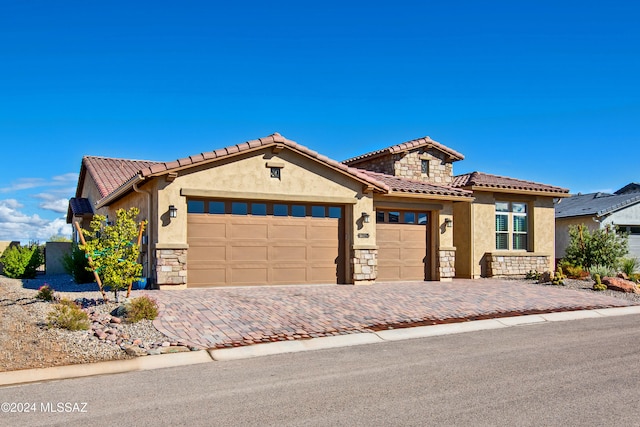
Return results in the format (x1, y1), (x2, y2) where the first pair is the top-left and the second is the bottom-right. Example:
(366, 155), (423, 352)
(555, 184), (640, 261)
(68, 133), (569, 289)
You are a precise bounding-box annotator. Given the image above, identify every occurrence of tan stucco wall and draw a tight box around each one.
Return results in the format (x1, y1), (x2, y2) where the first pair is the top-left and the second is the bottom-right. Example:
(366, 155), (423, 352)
(532, 197), (556, 271)
(461, 191), (557, 277)
(453, 201), (473, 278)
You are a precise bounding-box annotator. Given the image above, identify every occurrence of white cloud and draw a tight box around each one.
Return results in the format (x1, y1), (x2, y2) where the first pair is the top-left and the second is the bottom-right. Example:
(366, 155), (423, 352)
(0, 200), (71, 243)
(40, 199), (70, 214)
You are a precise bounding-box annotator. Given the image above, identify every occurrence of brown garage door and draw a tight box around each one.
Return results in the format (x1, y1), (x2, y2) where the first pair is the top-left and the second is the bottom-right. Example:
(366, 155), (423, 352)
(376, 210), (428, 281)
(187, 200), (344, 287)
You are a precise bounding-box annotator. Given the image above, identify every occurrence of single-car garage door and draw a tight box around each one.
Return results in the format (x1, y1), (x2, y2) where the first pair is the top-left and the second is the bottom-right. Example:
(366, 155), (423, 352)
(187, 200), (344, 287)
(376, 210), (429, 281)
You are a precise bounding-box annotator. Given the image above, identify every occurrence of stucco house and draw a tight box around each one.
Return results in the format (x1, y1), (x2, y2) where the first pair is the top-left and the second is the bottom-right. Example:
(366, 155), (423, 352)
(67, 133), (569, 289)
(555, 184), (640, 261)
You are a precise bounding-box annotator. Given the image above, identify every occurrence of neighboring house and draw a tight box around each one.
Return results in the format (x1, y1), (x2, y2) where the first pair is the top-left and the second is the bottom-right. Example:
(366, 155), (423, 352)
(555, 185), (640, 261)
(67, 133), (569, 289)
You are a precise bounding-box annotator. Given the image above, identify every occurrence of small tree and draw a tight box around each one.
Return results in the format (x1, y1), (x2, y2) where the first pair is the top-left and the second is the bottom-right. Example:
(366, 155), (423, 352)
(80, 208), (146, 302)
(563, 224), (628, 271)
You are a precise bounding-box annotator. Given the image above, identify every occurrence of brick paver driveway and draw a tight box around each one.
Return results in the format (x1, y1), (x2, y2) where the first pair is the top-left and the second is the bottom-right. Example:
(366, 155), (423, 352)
(150, 279), (636, 349)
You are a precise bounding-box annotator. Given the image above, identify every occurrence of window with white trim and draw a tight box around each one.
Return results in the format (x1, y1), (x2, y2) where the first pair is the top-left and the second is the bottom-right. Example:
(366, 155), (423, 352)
(495, 202), (528, 250)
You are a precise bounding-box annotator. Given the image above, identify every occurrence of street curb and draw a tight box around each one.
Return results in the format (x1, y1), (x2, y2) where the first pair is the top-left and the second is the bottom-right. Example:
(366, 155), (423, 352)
(0, 350), (213, 387)
(209, 333), (383, 361)
(3, 306), (640, 385)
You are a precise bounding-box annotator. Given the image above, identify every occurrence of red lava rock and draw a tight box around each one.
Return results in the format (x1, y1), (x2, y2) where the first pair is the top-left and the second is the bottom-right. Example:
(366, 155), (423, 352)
(603, 277), (638, 293)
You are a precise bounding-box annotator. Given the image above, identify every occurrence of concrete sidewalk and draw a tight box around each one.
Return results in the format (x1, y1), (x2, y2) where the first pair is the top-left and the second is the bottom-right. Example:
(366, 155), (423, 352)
(150, 279), (638, 350)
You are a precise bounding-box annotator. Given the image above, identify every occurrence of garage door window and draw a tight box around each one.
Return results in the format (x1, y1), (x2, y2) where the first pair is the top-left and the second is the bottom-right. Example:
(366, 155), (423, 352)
(188, 199), (342, 219)
(376, 210), (428, 225)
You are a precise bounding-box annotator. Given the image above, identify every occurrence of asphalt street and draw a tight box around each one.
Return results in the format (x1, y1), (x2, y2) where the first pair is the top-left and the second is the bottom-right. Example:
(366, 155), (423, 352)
(2, 314), (640, 426)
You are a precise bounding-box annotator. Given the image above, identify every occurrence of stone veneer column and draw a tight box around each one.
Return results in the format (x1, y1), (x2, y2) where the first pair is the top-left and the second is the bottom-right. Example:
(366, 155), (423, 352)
(351, 247), (378, 285)
(155, 247), (188, 288)
(438, 248), (456, 280)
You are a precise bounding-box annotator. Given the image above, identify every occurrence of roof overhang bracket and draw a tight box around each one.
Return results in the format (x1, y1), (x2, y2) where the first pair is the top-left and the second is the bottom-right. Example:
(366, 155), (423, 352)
(272, 144), (285, 154)
(166, 172), (178, 182)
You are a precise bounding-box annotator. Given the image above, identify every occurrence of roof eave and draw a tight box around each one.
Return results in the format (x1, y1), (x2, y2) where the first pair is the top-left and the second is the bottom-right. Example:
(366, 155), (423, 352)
(383, 191), (475, 202)
(95, 175), (145, 209)
(468, 186), (570, 197)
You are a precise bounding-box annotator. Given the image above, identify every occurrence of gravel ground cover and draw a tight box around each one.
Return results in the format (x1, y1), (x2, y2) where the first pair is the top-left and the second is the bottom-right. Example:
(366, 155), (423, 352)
(0, 274), (176, 372)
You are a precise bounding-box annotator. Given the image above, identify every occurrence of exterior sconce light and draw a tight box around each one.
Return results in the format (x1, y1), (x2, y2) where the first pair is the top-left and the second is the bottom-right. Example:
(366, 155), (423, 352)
(362, 212), (371, 223)
(444, 218), (453, 228)
(169, 205), (178, 218)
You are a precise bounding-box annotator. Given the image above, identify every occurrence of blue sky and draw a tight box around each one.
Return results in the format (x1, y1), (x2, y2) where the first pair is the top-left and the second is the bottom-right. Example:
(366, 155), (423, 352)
(1, 0), (638, 243)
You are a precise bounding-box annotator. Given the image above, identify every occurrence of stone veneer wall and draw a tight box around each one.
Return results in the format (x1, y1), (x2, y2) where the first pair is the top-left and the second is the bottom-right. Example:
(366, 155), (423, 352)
(349, 149), (453, 184)
(351, 248), (378, 283)
(438, 248), (456, 279)
(486, 253), (550, 277)
(156, 248), (187, 286)
(394, 150), (453, 184)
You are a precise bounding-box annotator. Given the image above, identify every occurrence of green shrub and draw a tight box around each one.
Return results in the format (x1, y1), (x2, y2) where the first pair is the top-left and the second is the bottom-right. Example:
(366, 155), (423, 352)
(551, 267), (566, 286)
(47, 299), (90, 330)
(36, 284), (55, 301)
(590, 265), (613, 281)
(0, 244), (44, 279)
(593, 274), (607, 291)
(124, 295), (158, 322)
(62, 244), (95, 284)
(620, 258), (638, 277)
(525, 270), (540, 280)
(630, 273), (640, 283)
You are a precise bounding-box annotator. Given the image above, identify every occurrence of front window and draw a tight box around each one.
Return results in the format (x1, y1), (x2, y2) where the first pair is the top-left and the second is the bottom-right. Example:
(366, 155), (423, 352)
(496, 202), (528, 250)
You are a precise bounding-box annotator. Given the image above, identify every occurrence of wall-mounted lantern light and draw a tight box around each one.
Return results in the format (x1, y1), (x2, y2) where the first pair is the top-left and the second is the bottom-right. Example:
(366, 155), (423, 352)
(362, 212), (371, 223)
(169, 205), (178, 218)
(444, 218), (453, 228)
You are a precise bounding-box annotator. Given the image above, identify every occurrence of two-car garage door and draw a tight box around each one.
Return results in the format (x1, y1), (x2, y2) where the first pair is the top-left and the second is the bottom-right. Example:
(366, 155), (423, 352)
(187, 200), (344, 287)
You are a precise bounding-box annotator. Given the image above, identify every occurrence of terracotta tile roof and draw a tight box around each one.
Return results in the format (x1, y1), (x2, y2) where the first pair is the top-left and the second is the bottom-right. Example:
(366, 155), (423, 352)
(83, 156), (159, 198)
(343, 136), (465, 165)
(85, 134), (390, 204)
(452, 171), (569, 195)
(359, 170), (473, 198)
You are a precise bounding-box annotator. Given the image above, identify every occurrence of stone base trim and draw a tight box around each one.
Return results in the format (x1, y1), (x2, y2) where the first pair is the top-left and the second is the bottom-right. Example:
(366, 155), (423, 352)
(486, 252), (550, 277)
(438, 248), (456, 279)
(156, 248), (187, 286)
(351, 248), (378, 283)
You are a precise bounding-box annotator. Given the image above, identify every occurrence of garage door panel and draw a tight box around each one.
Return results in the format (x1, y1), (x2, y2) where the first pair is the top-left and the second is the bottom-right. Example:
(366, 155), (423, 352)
(189, 246), (226, 262)
(231, 267), (268, 285)
(189, 268), (227, 287)
(272, 246), (307, 261)
(231, 223), (268, 239)
(271, 267), (307, 283)
(231, 246), (268, 261)
(271, 223), (307, 239)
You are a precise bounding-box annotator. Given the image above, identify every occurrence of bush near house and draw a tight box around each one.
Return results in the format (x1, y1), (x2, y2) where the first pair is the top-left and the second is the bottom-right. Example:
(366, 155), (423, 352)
(0, 244), (44, 279)
(62, 244), (96, 284)
(563, 224), (628, 271)
(620, 258), (638, 277)
(124, 295), (159, 322)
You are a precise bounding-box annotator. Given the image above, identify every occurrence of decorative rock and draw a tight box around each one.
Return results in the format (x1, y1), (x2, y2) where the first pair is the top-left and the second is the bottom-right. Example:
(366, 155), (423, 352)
(161, 341), (170, 347)
(124, 345), (148, 357)
(603, 276), (639, 293)
(160, 346), (190, 354)
(147, 348), (162, 356)
(617, 272), (630, 280)
(110, 316), (122, 324)
(539, 271), (552, 284)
